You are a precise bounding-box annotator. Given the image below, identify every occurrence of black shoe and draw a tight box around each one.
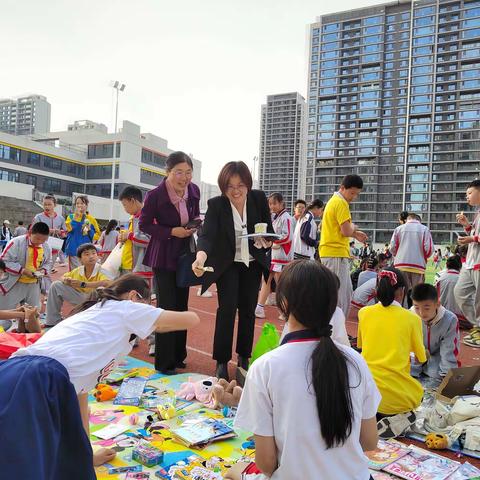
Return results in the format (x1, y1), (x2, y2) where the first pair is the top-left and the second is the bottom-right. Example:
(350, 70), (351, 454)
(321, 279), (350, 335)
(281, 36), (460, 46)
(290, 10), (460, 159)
(215, 362), (229, 381)
(238, 356), (249, 371)
(176, 361), (187, 369)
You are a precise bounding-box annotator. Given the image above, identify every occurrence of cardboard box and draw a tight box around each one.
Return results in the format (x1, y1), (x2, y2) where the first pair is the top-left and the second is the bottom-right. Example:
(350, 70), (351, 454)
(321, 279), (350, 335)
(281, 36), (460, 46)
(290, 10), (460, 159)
(436, 366), (480, 403)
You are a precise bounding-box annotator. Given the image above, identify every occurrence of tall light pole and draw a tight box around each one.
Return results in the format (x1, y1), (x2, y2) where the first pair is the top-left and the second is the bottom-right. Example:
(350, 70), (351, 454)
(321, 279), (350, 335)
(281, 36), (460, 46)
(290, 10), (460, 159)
(109, 81), (126, 219)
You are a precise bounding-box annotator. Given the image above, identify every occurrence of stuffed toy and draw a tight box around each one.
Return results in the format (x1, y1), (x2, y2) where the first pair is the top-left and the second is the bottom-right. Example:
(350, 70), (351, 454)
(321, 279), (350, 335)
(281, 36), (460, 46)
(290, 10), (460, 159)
(94, 383), (117, 402)
(212, 379), (243, 409)
(177, 377), (218, 408)
(425, 433), (449, 450)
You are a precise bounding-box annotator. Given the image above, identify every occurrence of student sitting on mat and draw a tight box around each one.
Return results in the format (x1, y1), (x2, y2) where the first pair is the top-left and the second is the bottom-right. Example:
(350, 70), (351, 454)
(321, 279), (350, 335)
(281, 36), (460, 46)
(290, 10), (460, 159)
(44, 243), (109, 328)
(411, 283), (459, 380)
(1, 274), (200, 479)
(232, 260), (379, 480)
(357, 267), (427, 438)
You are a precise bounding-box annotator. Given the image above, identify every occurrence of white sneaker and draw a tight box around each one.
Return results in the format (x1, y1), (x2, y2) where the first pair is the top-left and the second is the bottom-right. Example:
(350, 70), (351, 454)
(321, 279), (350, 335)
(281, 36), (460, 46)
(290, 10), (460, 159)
(255, 305), (266, 318)
(265, 293), (276, 306)
(149, 344), (155, 356)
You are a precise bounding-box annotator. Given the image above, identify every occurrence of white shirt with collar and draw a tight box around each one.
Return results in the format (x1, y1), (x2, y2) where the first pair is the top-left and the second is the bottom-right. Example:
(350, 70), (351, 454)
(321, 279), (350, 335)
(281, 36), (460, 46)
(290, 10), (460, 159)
(230, 200), (253, 266)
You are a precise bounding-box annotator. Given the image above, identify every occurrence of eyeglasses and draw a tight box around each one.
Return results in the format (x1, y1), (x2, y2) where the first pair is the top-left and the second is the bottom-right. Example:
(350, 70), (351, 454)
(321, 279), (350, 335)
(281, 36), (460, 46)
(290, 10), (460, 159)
(173, 170), (193, 178)
(226, 184), (247, 192)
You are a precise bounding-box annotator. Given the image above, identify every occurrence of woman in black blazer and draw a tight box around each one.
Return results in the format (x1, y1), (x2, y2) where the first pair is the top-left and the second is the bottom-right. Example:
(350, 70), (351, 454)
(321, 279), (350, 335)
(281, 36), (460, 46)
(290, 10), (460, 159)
(192, 161), (273, 380)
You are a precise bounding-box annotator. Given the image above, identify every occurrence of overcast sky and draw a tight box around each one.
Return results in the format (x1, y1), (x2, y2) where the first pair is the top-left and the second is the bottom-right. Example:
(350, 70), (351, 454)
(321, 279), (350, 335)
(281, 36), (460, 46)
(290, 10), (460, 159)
(3, 0), (386, 183)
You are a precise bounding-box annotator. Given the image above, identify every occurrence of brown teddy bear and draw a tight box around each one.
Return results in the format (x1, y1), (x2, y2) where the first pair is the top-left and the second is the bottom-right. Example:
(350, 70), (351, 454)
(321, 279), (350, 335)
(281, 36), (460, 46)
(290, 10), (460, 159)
(212, 379), (243, 409)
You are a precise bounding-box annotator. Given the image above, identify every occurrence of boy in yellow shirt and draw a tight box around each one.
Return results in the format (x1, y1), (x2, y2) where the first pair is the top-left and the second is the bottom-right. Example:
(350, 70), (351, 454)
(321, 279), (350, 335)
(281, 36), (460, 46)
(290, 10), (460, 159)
(45, 243), (109, 327)
(319, 174), (368, 315)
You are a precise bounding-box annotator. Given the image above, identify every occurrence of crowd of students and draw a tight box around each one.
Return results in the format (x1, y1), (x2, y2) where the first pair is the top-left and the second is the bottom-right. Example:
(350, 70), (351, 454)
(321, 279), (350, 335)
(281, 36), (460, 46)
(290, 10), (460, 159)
(1, 161), (480, 478)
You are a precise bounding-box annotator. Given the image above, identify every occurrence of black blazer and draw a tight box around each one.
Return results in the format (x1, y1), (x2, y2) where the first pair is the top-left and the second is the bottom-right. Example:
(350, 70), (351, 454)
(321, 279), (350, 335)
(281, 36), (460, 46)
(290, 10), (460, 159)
(197, 189), (274, 291)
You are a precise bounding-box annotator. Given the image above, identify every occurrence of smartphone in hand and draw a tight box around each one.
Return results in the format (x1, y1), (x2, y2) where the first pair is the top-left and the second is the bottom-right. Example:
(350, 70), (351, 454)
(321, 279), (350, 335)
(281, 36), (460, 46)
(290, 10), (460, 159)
(185, 218), (202, 229)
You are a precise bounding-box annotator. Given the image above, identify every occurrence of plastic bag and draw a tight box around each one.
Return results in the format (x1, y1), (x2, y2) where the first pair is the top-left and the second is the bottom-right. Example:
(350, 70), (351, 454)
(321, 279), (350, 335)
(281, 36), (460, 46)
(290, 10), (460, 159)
(250, 322), (280, 366)
(0, 332), (42, 359)
(102, 243), (123, 279)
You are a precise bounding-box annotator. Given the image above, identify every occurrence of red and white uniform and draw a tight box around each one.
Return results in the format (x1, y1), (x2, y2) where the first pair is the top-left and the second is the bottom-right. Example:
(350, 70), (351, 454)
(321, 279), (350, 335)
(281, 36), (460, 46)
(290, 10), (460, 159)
(390, 219), (434, 275)
(271, 209), (293, 273)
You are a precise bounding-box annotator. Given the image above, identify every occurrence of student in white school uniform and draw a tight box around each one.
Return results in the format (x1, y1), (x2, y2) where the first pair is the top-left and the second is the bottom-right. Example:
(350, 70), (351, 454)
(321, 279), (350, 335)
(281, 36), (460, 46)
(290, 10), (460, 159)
(2, 274), (200, 478)
(347, 277), (377, 326)
(232, 260), (380, 480)
(255, 193), (293, 319)
(292, 199), (324, 260)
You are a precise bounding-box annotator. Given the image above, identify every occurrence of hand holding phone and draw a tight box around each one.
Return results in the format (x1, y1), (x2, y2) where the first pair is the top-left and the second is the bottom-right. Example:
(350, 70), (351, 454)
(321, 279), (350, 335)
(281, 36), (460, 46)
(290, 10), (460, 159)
(185, 218), (202, 230)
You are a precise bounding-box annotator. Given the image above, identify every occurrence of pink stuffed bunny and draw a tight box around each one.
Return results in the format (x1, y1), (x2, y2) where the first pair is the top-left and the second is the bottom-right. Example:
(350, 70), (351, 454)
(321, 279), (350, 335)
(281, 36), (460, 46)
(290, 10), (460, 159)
(177, 376), (218, 409)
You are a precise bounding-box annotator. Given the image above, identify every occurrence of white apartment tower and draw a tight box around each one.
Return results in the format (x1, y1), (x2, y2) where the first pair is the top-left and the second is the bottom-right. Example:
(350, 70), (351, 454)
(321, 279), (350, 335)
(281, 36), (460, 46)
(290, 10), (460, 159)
(0, 94), (51, 135)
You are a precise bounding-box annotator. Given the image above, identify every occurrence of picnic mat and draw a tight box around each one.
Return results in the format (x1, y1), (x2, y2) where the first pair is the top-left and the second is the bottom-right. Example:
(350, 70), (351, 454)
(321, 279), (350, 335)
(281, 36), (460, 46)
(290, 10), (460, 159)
(90, 356), (254, 479)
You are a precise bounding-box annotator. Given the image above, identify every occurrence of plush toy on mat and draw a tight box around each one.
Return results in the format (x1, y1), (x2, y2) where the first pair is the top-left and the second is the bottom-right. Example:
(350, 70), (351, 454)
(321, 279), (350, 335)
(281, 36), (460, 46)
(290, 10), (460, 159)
(212, 379), (243, 409)
(94, 383), (117, 402)
(425, 433), (449, 450)
(177, 376), (218, 409)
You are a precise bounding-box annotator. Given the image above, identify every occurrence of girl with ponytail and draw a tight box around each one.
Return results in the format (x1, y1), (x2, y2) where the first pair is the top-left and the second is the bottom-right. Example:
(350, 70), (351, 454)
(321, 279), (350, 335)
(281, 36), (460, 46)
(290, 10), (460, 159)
(1, 274), (199, 478)
(358, 267), (427, 418)
(233, 260), (380, 480)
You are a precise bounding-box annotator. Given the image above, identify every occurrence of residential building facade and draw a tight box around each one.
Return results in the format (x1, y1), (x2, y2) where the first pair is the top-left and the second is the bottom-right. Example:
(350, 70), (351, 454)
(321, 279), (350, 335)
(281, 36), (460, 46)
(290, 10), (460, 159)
(259, 92), (305, 210)
(0, 95), (51, 135)
(307, 0), (480, 244)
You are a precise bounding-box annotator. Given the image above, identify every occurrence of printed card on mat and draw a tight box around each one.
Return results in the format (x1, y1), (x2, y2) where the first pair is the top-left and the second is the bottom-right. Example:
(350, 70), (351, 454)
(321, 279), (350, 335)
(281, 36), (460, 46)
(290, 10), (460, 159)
(445, 461), (480, 479)
(383, 450), (460, 480)
(365, 439), (410, 470)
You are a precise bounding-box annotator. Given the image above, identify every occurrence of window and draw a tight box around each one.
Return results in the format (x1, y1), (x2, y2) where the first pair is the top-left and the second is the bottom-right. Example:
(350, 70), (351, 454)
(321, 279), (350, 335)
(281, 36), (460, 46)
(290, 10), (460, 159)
(0, 168), (19, 182)
(364, 34), (382, 44)
(27, 152), (40, 165)
(364, 15), (382, 26)
(43, 156), (62, 171)
(86, 164), (114, 179)
(415, 6), (435, 17)
(413, 36), (434, 46)
(323, 23), (339, 33)
(322, 32), (339, 42)
(463, 28), (480, 39)
(25, 175), (37, 186)
(43, 178), (61, 193)
(87, 143), (120, 159)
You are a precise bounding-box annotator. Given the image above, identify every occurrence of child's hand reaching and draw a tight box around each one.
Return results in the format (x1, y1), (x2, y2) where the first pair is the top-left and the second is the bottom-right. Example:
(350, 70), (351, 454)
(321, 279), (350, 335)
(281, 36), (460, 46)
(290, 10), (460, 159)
(93, 447), (116, 466)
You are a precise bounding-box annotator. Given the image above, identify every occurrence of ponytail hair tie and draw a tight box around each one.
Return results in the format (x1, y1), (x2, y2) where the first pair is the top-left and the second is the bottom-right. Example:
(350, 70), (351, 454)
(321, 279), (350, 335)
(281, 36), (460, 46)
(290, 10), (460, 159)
(317, 324), (332, 338)
(378, 270), (397, 286)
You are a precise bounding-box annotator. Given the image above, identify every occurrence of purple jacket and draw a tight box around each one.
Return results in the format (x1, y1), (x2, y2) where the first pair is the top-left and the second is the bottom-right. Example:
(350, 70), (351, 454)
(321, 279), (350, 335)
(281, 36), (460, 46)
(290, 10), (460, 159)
(139, 180), (200, 271)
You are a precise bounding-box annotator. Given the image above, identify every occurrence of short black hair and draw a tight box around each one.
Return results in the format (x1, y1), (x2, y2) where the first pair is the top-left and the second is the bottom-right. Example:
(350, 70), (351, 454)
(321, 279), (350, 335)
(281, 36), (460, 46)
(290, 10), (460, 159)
(412, 283), (438, 302)
(166, 151), (193, 171)
(341, 174), (363, 190)
(399, 211), (409, 223)
(119, 186), (143, 203)
(269, 192), (284, 203)
(446, 254), (462, 271)
(407, 213), (422, 221)
(0, 259), (5, 271)
(76, 243), (98, 258)
(295, 199), (307, 207)
(468, 179), (480, 189)
(309, 199), (324, 210)
(18, 221), (24, 226)
(31, 222), (49, 236)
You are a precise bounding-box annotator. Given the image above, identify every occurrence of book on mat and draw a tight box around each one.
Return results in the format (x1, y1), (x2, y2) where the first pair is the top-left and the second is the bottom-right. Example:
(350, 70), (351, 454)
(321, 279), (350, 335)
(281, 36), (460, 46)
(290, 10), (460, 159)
(113, 377), (147, 406)
(369, 471), (397, 480)
(445, 461), (480, 479)
(170, 417), (236, 447)
(365, 439), (410, 470)
(383, 448), (460, 480)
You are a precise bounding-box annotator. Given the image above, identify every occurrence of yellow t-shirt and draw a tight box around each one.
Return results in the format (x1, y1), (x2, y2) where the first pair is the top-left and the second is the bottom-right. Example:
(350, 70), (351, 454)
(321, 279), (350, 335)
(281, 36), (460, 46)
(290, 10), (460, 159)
(120, 217), (134, 271)
(358, 303), (427, 415)
(63, 263), (109, 293)
(19, 245), (44, 284)
(319, 193), (351, 258)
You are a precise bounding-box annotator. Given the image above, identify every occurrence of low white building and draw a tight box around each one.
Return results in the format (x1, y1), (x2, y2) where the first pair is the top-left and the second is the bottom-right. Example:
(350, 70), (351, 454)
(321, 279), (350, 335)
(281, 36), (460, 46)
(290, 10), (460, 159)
(0, 119), (204, 220)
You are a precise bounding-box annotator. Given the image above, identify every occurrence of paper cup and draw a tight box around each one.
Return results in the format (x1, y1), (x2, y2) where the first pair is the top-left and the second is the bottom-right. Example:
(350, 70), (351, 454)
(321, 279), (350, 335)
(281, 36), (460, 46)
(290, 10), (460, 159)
(255, 223), (267, 234)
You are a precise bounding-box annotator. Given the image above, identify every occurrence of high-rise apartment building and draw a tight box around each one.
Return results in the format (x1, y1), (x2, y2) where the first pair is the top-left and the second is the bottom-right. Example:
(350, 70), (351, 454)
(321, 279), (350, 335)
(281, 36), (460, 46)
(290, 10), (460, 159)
(307, 0), (480, 244)
(259, 92), (305, 210)
(0, 94), (51, 135)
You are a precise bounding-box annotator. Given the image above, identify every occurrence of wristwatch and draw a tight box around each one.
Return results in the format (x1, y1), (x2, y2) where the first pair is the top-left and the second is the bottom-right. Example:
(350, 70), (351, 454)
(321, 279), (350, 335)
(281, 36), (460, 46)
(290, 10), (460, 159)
(80, 281), (87, 288)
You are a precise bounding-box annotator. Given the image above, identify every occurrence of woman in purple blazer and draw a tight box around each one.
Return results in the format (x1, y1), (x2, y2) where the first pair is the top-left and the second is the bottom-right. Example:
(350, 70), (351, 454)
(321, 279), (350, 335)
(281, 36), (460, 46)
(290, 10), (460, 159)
(139, 151), (200, 374)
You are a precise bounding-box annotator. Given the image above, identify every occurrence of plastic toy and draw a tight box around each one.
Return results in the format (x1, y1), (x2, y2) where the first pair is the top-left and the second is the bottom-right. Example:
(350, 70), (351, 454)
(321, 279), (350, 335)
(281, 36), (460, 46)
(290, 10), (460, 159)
(157, 403), (176, 420)
(212, 379), (242, 409)
(425, 433), (449, 450)
(94, 384), (117, 402)
(177, 377), (218, 408)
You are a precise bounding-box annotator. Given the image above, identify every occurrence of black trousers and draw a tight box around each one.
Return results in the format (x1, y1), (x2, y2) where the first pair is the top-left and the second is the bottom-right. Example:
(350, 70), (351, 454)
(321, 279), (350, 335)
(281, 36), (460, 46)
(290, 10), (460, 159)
(213, 261), (263, 363)
(153, 268), (189, 371)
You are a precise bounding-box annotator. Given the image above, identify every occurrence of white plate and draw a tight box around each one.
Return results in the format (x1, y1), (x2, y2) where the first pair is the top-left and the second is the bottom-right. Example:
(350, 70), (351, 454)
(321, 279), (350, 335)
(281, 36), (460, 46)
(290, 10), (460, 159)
(238, 233), (282, 240)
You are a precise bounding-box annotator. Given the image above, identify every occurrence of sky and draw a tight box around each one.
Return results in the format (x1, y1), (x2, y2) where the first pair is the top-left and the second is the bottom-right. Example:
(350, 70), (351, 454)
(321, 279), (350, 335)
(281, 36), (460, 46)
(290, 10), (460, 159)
(3, 0), (387, 184)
